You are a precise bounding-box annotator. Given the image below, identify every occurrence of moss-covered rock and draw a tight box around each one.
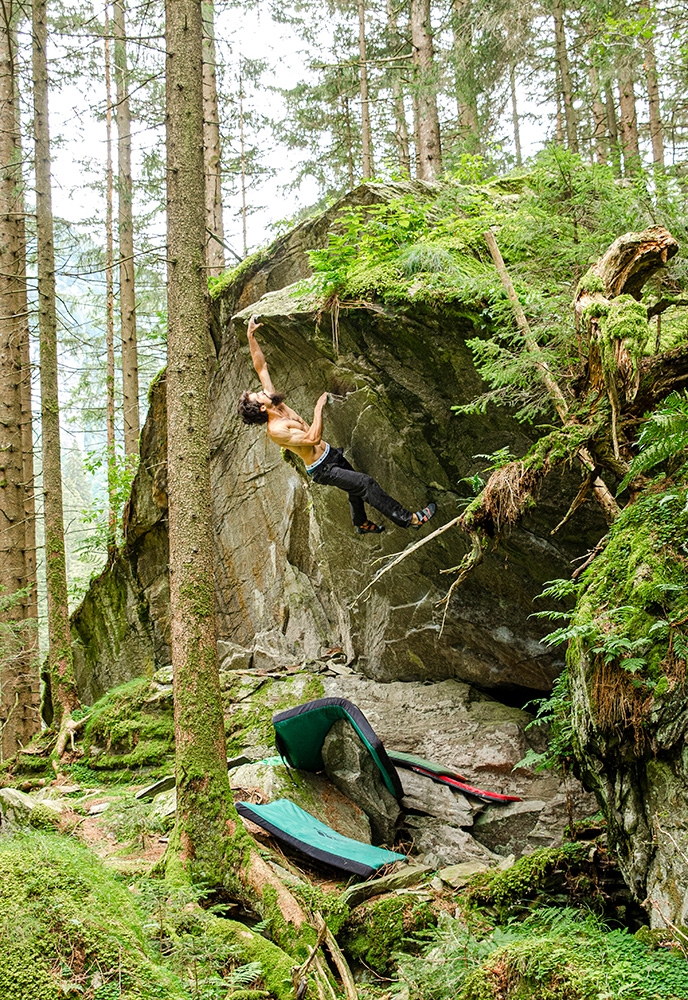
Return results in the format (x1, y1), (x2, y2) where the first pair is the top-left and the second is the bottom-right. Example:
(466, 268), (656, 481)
(338, 892), (436, 974)
(0, 832), (188, 999)
(81, 678), (175, 780)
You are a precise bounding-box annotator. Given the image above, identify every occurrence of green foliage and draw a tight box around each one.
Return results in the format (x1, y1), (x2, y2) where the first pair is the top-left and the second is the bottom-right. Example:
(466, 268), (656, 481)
(619, 391), (688, 492)
(558, 481), (688, 692)
(307, 150), (683, 425)
(79, 448), (139, 555)
(395, 907), (688, 1000)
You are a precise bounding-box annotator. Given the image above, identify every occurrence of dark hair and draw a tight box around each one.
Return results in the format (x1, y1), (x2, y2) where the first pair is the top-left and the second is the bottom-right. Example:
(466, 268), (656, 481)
(237, 391), (268, 425)
(237, 390), (284, 425)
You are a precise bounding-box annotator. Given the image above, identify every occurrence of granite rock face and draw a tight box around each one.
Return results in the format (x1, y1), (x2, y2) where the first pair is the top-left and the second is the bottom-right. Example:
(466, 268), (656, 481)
(68, 181), (606, 707)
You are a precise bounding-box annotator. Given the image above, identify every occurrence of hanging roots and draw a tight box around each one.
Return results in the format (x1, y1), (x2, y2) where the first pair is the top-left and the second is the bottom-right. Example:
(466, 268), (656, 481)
(460, 460), (547, 537)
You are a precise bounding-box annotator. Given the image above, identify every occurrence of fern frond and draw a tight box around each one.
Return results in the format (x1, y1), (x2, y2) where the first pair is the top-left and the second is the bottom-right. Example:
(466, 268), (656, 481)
(619, 391), (688, 492)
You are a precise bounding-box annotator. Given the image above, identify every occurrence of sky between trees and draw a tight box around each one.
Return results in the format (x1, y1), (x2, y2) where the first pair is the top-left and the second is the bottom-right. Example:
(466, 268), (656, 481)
(4, 0), (688, 617)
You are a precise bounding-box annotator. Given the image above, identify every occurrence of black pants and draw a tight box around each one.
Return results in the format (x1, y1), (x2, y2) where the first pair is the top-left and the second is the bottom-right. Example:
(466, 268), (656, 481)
(309, 447), (413, 528)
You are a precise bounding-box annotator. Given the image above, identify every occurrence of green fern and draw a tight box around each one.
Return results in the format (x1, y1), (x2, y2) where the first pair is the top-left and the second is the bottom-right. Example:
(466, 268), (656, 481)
(619, 391), (688, 492)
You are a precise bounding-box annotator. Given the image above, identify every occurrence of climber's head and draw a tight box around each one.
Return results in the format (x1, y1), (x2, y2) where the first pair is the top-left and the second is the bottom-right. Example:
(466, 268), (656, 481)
(237, 389), (284, 425)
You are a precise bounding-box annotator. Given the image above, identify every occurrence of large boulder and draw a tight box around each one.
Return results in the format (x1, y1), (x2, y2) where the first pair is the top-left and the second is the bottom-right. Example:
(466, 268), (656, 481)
(67, 180), (604, 706)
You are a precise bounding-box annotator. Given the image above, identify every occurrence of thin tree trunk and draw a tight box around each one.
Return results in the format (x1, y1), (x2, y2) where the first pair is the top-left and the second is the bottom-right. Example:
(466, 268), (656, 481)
(588, 62), (607, 164)
(639, 3), (664, 169)
(113, 0), (139, 459)
(605, 83), (622, 177)
(358, 0), (373, 178)
(452, 0), (479, 153)
(31, 0), (79, 728)
(510, 63), (522, 167)
(238, 68), (248, 257)
(342, 93), (355, 190)
(164, 0), (234, 882)
(617, 50), (640, 176)
(0, 4), (40, 757)
(410, 0), (441, 179)
(385, 0), (410, 177)
(104, 4), (117, 553)
(552, 0), (578, 152)
(411, 88), (422, 176)
(554, 62), (564, 144)
(201, 0), (224, 274)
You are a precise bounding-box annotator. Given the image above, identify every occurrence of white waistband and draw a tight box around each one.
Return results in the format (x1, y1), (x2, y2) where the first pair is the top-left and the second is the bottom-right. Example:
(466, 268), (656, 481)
(305, 442), (331, 473)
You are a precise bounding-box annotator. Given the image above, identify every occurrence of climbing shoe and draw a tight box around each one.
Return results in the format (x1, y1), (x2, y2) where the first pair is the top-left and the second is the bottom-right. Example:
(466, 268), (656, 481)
(411, 502), (437, 528)
(355, 521), (385, 534)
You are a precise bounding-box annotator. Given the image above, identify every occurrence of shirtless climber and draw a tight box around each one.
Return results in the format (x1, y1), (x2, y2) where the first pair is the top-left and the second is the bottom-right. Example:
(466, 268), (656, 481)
(237, 316), (437, 535)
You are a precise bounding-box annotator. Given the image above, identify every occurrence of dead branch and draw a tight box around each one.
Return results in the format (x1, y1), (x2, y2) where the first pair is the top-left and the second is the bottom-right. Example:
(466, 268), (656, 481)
(578, 225), (679, 304)
(352, 515), (462, 606)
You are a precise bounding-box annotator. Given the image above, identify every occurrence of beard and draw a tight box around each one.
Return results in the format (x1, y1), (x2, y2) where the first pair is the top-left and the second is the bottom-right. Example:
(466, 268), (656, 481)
(267, 392), (284, 407)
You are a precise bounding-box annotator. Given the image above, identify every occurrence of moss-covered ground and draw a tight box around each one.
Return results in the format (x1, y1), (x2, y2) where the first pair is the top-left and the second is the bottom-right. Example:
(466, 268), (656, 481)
(2, 665), (688, 999)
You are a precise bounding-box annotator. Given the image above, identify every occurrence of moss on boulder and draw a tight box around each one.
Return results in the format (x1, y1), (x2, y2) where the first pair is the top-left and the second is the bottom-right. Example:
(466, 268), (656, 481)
(339, 892), (436, 974)
(0, 832), (188, 1000)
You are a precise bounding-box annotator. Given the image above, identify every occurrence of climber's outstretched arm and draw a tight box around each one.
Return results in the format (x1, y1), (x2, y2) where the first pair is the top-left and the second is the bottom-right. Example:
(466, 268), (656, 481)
(247, 315), (276, 394)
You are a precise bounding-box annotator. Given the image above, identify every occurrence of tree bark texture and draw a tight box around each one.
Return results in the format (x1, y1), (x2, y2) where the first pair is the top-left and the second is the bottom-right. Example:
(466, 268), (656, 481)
(0, 4), (40, 756)
(113, 0), (140, 457)
(165, 0), (235, 883)
(452, 0), (479, 153)
(552, 0), (578, 152)
(32, 0), (79, 725)
(410, 0), (441, 179)
(616, 48), (640, 176)
(357, 0), (373, 178)
(385, 0), (411, 177)
(201, 0), (225, 274)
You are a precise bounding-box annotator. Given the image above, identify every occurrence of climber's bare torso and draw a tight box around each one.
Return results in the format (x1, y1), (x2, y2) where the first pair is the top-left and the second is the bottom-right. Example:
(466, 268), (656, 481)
(245, 316), (328, 467)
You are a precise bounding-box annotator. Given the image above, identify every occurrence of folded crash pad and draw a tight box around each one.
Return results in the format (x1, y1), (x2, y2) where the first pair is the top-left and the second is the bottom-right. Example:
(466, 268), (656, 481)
(272, 697), (404, 800)
(236, 799), (406, 878)
(387, 749), (522, 804)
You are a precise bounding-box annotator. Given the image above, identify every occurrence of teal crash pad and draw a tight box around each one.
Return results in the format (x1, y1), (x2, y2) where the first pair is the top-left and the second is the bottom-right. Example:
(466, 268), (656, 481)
(236, 798), (407, 879)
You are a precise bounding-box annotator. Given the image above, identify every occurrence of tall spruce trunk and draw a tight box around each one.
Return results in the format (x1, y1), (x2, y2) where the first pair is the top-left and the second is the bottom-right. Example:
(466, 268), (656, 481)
(201, 0), (225, 274)
(410, 0), (441, 179)
(509, 63), (522, 167)
(238, 71), (248, 256)
(165, 0), (234, 882)
(605, 82), (622, 177)
(385, 0), (411, 177)
(32, 0), (79, 727)
(358, 0), (373, 178)
(342, 93), (355, 189)
(452, 0), (479, 152)
(616, 48), (640, 176)
(105, 8), (117, 551)
(552, 0), (578, 152)
(113, 0), (140, 458)
(0, 5), (40, 756)
(639, 3), (664, 169)
(588, 62), (607, 164)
